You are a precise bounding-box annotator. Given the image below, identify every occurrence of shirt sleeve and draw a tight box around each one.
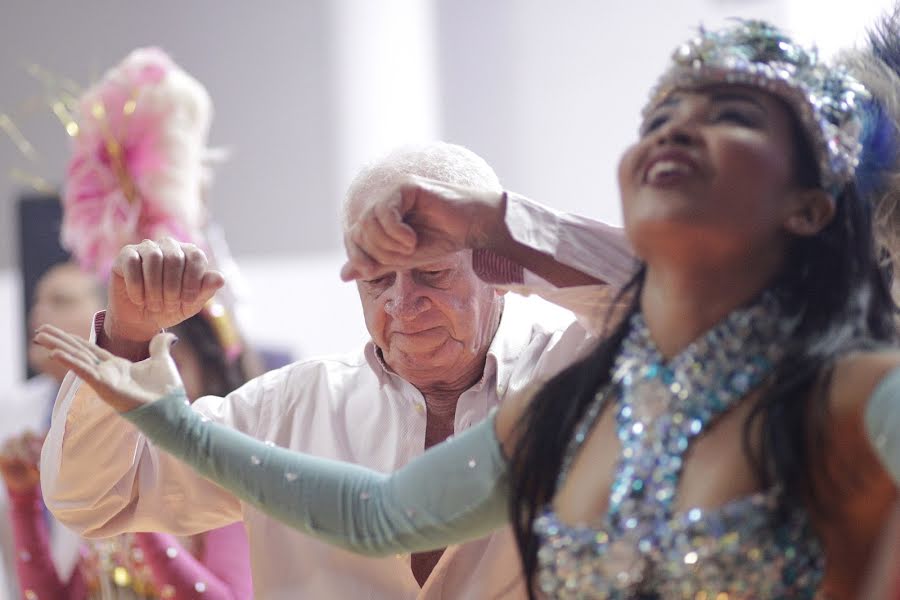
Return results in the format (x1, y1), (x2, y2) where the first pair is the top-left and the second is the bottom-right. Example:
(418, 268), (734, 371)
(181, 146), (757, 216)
(473, 192), (636, 288)
(134, 523), (252, 600)
(122, 390), (510, 557)
(40, 313), (254, 538)
(471, 192), (635, 335)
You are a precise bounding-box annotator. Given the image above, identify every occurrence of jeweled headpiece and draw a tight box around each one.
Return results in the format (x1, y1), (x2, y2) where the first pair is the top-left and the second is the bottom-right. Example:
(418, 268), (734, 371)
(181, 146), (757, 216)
(645, 19), (869, 195)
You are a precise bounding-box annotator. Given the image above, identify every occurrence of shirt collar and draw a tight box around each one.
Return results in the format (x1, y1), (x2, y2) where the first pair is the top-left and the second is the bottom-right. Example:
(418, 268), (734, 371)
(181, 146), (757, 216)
(362, 296), (538, 397)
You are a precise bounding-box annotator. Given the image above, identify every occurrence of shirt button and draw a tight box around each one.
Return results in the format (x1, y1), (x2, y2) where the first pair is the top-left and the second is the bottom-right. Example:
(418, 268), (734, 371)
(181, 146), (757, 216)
(415, 403), (425, 414)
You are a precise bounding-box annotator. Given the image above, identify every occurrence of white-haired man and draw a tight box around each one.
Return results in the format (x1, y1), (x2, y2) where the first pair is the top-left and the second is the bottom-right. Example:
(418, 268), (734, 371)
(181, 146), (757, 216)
(41, 142), (633, 598)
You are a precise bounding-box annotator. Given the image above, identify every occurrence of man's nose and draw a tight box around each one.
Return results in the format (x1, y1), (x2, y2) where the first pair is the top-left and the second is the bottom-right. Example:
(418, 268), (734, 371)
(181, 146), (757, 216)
(383, 277), (430, 320)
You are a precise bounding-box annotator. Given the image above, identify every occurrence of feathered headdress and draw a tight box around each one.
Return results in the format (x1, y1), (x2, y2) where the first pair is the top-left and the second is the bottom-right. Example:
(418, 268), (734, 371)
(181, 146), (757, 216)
(838, 9), (900, 276)
(60, 47), (214, 279)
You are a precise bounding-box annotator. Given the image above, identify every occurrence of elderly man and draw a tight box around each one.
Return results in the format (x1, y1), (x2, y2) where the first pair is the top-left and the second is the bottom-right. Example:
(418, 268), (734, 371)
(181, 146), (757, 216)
(41, 142), (633, 598)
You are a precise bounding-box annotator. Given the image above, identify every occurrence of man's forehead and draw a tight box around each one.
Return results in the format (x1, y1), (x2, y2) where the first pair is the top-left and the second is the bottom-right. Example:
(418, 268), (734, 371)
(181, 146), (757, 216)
(416, 254), (466, 270)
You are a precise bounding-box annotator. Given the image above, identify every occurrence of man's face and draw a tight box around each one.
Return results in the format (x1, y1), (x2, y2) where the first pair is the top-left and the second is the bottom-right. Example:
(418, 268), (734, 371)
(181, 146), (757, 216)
(356, 251), (503, 391)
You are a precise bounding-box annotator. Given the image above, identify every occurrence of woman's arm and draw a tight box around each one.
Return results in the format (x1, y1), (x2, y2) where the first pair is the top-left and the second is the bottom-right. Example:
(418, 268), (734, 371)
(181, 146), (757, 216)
(815, 351), (900, 597)
(122, 390), (510, 556)
(35, 324), (514, 557)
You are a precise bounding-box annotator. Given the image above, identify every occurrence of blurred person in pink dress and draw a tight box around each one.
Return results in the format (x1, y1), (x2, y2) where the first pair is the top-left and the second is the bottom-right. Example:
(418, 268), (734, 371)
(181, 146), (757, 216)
(0, 45), (258, 599)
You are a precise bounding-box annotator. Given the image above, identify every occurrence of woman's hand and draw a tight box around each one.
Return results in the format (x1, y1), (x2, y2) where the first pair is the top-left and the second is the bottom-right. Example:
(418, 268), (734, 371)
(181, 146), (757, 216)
(0, 431), (44, 493)
(34, 324), (185, 413)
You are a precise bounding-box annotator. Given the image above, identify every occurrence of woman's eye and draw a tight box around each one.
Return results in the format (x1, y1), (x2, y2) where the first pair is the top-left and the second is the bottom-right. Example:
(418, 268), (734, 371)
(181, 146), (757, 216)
(715, 109), (758, 127)
(641, 114), (669, 136)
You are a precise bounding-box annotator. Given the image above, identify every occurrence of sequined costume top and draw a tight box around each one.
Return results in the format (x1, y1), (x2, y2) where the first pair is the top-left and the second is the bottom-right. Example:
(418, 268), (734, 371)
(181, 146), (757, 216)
(534, 296), (825, 599)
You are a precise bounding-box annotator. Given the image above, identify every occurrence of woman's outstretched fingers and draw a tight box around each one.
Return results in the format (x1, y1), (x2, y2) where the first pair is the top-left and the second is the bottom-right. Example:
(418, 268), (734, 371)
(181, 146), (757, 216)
(70, 333), (115, 362)
(49, 348), (100, 383)
(34, 325), (85, 358)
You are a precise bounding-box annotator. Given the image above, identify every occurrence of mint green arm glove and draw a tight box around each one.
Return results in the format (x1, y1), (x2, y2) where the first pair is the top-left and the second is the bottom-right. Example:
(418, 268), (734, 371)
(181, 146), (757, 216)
(122, 390), (511, 556)
(866, 366), (900, 486)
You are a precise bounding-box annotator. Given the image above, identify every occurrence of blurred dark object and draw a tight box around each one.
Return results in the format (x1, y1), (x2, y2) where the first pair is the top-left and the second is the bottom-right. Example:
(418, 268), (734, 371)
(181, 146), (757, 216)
(258, 347), (294, 372)
(17, 193), (68, 379)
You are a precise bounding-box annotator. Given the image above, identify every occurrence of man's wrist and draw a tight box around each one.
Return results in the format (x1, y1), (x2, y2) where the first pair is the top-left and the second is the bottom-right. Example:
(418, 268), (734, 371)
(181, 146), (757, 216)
(467, 191), (508, 251)
(98, 312), (153, 361)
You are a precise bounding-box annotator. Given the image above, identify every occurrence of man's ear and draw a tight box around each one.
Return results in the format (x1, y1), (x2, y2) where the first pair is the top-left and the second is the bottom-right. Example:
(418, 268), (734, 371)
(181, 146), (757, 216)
(783, 188), (836, 236)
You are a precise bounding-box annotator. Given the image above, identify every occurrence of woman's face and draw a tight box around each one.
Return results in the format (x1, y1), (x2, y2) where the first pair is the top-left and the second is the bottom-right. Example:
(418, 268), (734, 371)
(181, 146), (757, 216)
(618, 85), (804, 265)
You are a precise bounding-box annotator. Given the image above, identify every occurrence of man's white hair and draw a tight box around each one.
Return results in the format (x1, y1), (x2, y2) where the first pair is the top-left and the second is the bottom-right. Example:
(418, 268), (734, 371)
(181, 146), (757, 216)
(342, 142), (501, 229)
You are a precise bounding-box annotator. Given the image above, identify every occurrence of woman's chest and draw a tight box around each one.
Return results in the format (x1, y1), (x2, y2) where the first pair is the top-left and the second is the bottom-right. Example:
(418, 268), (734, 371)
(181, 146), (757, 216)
(553, 396), (761, 526)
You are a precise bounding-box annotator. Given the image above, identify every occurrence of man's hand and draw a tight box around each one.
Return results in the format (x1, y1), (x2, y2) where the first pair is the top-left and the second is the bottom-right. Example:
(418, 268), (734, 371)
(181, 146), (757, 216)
(35, 324), (186, 413)
(0, 431), (44, 493)
(340, 175), (504, 281)
(106, 238), (225, 347)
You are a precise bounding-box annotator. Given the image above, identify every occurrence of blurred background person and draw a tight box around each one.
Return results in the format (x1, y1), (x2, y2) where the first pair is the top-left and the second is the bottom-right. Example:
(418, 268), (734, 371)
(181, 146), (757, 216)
(0, 46), (263, 599)
(0, 291), (255, 599)
(0, 260), (101, 598)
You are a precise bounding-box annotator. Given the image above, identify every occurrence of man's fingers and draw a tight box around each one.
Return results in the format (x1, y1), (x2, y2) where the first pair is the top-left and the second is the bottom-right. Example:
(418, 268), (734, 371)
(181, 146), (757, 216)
(180, 243), (209, 304)
(372, 200), (416, 251)
(339, 261), (361, 282)
(177, 271), (224, 319)
(158, 237), (186, 310)
(113, 246), (146, 306)
(341, 237), (379, 281)
(198, 271), (225, 301)
(138, 240), (165, 312)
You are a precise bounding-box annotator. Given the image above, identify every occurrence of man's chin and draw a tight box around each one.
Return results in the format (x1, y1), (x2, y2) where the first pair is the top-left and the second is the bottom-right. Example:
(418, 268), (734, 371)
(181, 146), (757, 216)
(384, 341), (457, 373)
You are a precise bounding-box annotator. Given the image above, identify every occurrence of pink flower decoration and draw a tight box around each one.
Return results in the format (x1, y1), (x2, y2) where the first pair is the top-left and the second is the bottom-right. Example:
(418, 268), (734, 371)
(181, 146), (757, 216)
(61, 47), (211, 280)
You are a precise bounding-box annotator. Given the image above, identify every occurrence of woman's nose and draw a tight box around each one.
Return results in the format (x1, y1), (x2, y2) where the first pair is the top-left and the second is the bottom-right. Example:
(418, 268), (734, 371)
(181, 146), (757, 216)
(655, 116), (698, 147)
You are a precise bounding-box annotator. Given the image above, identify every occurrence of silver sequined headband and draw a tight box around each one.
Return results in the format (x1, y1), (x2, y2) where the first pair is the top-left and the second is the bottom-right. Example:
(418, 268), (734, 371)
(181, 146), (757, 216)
(644, 19), (869, 195)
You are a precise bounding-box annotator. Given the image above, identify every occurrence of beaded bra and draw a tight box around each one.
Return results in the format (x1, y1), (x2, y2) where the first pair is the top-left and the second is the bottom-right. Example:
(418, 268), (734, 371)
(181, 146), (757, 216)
(534, 294), (825, 598)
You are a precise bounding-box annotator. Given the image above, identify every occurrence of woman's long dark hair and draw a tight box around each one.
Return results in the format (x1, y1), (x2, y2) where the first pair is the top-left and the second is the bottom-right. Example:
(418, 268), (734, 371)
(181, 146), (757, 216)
(507, 112), (898, 598)
(170, 313), (258, 398)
